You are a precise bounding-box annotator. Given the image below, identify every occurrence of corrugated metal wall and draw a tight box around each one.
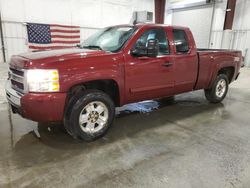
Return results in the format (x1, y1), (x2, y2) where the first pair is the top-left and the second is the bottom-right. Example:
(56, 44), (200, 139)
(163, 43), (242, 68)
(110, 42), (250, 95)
(0, 0), (154, 61)
(210, 30), (250, 66)
(232, 0), (250, 66)
(210, 0), (250, 66)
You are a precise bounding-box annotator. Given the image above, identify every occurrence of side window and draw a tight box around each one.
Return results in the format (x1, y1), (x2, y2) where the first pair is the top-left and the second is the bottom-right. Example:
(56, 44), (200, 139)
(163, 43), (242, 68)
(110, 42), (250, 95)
(173, 29), (190, 54)
(135, 28), (169, 55)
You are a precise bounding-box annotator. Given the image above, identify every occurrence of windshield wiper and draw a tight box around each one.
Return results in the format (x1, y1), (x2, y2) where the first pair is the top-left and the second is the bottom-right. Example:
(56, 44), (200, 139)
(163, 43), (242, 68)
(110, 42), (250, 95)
(82, 45), (103, 50)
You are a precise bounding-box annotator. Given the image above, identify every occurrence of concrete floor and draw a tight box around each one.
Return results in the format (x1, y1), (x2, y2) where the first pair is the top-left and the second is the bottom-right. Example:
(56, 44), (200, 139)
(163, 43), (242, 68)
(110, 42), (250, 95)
(0, 67), (250, 188)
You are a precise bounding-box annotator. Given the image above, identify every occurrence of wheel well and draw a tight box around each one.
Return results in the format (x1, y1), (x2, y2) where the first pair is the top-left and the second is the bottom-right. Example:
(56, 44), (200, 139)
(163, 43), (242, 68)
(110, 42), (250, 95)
(218, 67), (235, 83)
(67, 80), (120, 107)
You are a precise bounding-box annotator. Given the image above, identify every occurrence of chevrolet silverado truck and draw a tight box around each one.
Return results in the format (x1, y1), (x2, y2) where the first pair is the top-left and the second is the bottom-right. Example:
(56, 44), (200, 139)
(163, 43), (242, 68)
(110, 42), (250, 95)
(6, 24), (241, 141)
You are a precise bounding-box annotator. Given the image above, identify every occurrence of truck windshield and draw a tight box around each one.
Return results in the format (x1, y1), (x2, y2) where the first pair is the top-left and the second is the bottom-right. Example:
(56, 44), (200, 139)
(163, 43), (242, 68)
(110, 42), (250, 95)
(80, 26), (137, 52)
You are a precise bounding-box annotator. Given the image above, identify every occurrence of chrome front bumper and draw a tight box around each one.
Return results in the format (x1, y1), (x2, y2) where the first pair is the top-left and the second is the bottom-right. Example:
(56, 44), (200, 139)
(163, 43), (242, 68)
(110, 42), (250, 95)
(5, 80), (22, 108)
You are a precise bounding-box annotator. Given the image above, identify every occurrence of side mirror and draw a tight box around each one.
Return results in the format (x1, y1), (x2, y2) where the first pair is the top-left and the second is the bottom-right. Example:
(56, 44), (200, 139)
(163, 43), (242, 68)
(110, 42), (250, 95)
(130, 39), (159, 57)
(146, 39), (159, 57)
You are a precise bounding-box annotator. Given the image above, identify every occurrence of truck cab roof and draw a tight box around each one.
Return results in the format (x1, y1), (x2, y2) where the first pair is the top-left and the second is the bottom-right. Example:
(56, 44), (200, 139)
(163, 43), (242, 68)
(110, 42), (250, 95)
(111, 23), (190, 31)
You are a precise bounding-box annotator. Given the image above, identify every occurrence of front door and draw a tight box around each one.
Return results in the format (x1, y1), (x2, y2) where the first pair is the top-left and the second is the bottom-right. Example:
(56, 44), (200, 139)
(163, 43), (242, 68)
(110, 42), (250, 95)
(125, 27), (175, 103)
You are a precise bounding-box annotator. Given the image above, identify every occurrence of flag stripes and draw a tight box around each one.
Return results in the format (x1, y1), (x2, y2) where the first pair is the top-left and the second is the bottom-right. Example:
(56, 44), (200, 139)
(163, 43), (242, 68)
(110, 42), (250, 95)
(27, 23), (81, 50)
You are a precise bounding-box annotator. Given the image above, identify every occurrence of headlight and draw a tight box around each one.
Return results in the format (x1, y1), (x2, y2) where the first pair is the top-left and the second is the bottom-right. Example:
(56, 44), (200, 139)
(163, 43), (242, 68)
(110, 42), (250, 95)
(27, 69), (60, 92)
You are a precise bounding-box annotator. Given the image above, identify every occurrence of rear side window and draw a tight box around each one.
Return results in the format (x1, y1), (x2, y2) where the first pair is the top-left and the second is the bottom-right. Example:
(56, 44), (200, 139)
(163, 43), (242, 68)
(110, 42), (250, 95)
(173, 29), (190, 54)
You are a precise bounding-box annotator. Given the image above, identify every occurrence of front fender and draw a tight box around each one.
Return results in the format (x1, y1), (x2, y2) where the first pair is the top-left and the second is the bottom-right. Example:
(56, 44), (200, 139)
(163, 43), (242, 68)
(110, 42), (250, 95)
(60, 68), (125, 106)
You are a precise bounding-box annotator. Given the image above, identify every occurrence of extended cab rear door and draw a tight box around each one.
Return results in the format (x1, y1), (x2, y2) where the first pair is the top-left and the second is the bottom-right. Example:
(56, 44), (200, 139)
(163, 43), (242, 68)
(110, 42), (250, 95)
(124, 26), (175, 103)
(171, 28), (198, 93)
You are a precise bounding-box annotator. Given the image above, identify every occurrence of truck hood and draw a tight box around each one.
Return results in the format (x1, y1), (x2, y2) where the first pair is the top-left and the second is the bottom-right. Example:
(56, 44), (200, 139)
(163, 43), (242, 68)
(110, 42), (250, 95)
(18, 48), (107, 62)
(10, 48), (109, 69)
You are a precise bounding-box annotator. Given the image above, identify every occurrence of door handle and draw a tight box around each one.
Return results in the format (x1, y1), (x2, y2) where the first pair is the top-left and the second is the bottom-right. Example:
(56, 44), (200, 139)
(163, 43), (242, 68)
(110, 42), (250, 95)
(162, 61), (173, 67)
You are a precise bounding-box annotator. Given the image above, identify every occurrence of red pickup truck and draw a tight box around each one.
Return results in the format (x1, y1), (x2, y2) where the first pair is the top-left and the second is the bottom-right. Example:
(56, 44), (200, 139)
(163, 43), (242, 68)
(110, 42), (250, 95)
(6, 24), (241, 141)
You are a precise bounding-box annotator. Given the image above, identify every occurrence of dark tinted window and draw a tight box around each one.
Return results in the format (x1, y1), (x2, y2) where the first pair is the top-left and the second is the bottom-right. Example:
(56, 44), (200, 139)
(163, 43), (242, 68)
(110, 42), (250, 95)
(173, 29), (190, 53)
(135, 28), (169, 55)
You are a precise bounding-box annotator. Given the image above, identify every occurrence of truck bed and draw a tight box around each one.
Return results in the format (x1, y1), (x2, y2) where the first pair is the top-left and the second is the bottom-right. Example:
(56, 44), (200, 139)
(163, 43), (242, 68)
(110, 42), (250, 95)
(197, 48), (240, 53)
(195, 49), (242, 90)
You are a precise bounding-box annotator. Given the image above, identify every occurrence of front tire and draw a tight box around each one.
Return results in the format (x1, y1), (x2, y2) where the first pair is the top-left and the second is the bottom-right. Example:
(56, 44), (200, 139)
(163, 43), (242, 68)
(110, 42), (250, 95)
(64, 90), (115, 141)
(204, 74), (229, 103)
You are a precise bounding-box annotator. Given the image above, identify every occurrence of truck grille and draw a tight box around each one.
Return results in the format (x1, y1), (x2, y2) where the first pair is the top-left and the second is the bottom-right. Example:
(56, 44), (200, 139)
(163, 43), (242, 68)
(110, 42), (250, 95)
(10, 67), (24, 76)
(9, 67), (27, 93)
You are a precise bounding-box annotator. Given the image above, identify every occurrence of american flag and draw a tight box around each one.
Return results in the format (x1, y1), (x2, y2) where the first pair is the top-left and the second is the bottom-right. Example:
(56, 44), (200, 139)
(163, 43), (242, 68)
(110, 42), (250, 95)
(27, 23), (80, 50)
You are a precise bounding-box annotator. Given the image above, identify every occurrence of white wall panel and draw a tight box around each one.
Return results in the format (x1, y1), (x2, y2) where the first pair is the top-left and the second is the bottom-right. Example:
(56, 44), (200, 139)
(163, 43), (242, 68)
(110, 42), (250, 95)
(2, 22), (28, 61)
(0, 0), (24, 22)
(0, 31), (3, 63)
(232, 0), (250, 66)
(211, 0), (227, 31)
(209, 0), (227, 49)
(25, 0), (72, 24)
(233, 0), (250, 30)
(0, 0), (154, 61)
(71, 0), (103, 27)
(209, 30), (223, 48)
(101, 2), (131, 26)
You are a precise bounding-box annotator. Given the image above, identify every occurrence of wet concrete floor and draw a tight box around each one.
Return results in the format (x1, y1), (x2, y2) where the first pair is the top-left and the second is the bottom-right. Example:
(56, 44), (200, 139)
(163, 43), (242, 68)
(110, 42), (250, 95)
(0, 68), (250, 188)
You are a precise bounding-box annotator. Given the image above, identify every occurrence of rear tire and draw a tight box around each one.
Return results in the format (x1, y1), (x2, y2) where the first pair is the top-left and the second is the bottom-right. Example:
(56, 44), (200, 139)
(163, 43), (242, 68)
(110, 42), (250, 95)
(204, 74), (229, 103)
(64, 90), (115, 141)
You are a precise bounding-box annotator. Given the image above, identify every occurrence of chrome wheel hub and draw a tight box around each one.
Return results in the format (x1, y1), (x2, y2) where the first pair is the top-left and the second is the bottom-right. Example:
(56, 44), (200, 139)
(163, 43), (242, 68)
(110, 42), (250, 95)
(79, 101), (109, 133)
(88, 111), (99, 123)
(216, 79), (226, 98)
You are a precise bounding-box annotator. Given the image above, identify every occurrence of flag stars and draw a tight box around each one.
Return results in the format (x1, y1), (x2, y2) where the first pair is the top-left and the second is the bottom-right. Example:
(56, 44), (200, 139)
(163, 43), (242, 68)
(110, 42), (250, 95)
(27, 23), (51, 44)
